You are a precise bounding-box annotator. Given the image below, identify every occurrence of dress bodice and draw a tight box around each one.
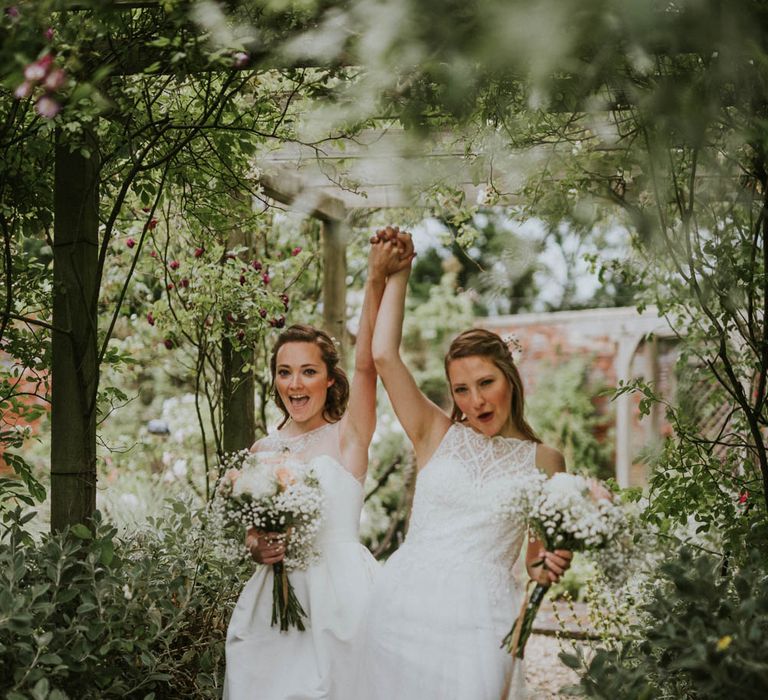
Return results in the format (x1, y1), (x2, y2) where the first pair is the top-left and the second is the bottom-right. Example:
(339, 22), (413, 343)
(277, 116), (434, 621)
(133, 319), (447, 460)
(402, 422), (539, 601)
(311, 455), (365, 547)
(257, 423), (363, 548)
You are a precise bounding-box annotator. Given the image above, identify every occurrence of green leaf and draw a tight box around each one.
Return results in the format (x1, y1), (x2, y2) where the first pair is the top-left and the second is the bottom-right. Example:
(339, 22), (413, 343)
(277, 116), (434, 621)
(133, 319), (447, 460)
(31, 678), (50, 700)
(70, 524), (92, 540)
(40, 653), (64, 665)
(99, 540), (114, 566)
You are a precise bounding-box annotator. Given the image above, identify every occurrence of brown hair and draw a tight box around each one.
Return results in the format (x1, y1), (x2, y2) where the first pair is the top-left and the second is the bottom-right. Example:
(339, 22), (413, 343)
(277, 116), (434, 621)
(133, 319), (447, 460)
(444, 328), (541, 442)
(270, 324), (349, 429)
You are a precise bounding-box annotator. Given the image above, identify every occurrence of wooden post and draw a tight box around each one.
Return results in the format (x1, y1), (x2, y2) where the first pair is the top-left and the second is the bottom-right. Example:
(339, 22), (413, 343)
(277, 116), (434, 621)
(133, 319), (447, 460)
(322, 219), (347, 358)
(614, 333), (640, 488)
(51, 130), (99, 532)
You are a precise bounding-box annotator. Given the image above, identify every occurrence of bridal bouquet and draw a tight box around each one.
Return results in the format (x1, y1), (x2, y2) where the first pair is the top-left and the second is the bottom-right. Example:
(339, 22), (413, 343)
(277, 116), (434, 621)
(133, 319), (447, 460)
(215, 450), (325, 631)
(501, 472), (626, 658)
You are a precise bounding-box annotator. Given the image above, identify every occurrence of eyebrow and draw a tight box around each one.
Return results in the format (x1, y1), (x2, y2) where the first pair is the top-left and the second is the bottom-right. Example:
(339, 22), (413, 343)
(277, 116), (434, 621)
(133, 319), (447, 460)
(451, 375), (494, 387)
(277, 363), (321, 369)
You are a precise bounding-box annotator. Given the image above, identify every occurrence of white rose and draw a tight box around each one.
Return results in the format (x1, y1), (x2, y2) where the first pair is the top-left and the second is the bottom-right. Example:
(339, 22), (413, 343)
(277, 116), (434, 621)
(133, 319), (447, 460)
(233, 468), (276, 501)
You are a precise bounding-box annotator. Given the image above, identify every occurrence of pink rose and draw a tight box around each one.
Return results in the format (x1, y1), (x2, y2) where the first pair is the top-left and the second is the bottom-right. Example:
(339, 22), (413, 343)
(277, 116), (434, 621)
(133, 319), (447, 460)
(14, 81), (32, 100)
(34, 95), (60, 119)
(43, 68), (66, 92)
(24, 56), (51, 82)
(275, 466), (296, 489)
(233, 51), (250, 68)
(588, 478), (614, 503)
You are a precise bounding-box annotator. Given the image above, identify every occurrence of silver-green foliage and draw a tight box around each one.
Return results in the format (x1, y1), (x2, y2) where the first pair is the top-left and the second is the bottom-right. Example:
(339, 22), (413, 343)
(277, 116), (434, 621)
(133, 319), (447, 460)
(0, 502), (250, 699)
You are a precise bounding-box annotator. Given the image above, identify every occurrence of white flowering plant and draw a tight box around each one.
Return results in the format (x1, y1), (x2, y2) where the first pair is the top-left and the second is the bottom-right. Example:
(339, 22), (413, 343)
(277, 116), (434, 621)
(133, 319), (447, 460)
(502, 472), (629, 658)
(211, 449), (325, 631)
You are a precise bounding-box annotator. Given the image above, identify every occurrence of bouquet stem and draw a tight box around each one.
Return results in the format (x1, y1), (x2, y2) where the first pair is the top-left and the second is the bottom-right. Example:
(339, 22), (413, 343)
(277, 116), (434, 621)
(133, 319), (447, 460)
(502, 582), (548, 659)
(270, 562), (307, 632)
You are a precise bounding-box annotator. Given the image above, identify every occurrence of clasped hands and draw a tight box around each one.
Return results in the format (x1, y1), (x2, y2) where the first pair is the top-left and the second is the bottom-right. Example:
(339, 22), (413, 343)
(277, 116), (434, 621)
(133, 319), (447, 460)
(368, 225), (415, 279)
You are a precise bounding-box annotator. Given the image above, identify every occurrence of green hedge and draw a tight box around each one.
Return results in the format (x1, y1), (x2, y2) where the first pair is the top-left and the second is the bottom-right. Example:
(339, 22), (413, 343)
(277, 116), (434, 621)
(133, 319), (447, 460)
(0, 503), (250, 699)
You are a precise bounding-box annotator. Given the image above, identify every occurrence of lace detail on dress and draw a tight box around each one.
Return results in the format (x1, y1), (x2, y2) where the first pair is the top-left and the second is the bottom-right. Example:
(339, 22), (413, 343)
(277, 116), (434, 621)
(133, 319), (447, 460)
(395, 423), (539, 605)
(257, 422), (336, 459)
(427, 422), (537, 486)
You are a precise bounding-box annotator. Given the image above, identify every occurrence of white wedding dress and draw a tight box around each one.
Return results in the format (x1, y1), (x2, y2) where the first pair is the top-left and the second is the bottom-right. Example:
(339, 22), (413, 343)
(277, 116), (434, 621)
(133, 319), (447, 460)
(224, 423), (379, 700)
(354, 422), (538, 700)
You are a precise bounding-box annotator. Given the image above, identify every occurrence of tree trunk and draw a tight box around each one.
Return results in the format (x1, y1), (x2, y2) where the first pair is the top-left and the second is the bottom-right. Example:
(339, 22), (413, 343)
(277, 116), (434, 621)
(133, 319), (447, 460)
(50, 130), (99, 532)
(322, 219), (347, 359)
(221, 219), (256, 454)
(222, 336), (255, 453)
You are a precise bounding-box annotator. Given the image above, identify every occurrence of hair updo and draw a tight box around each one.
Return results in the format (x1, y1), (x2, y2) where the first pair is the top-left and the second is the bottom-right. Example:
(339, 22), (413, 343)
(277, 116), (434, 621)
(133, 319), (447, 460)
(444, 328), (540, 442)
(269, 324), (349, 429)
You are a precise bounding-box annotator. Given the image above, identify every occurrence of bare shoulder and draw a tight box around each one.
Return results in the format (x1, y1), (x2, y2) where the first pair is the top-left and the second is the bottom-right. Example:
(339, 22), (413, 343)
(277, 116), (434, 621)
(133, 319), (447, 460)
(535, 443), (566, 477)
(249, 436), (271, 453)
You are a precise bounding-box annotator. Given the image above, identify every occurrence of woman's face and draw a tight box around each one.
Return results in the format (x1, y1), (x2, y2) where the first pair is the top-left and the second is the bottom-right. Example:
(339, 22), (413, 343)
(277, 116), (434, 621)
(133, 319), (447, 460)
(275, 341), (334, 429)
(448, 355), (513, 437)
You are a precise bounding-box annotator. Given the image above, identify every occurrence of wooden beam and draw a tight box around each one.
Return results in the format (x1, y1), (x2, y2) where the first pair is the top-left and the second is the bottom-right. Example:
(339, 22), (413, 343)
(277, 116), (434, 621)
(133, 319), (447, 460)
(260, 170), (346, 222)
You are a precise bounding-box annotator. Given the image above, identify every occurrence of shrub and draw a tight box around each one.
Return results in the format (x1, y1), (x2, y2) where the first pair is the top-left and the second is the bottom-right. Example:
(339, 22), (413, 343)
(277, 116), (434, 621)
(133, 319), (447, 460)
(0, 501), (251, 699)
(561, 547), (768, 699)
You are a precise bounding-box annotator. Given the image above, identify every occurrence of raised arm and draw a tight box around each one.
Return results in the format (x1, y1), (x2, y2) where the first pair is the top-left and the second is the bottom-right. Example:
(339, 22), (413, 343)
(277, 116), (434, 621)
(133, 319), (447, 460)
(371, 249), (451, 467)
(339, 234), (412, 477)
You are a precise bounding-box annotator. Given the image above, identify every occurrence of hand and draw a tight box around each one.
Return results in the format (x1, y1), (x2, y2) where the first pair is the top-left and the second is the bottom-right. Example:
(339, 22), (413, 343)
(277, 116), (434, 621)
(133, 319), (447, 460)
(532, 548), (573, 586)
(246, 529), (285, 565)
(369, 225), (415, 276)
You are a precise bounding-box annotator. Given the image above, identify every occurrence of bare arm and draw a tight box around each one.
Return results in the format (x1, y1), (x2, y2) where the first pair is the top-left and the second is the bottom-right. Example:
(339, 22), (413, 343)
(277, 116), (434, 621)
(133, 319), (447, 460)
(340, 237), (412, 478)
(371, 263), (451, 467)
(525, 445), (573, 584)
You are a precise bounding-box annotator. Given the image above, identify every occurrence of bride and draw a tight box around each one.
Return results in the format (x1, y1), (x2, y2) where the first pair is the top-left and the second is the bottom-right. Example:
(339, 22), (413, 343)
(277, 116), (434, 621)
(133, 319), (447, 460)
(223, 233), (413, 700)
(355, 229), (573, 699)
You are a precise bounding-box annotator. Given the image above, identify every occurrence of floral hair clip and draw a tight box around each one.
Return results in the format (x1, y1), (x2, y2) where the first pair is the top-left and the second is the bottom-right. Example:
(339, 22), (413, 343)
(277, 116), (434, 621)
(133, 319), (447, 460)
(502, 333), (522, 355)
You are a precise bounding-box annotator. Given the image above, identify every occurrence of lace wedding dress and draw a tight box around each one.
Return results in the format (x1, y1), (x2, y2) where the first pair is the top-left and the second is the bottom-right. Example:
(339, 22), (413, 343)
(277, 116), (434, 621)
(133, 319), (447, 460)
(224, 422), (379, 700)
(354, 422), (538, 700)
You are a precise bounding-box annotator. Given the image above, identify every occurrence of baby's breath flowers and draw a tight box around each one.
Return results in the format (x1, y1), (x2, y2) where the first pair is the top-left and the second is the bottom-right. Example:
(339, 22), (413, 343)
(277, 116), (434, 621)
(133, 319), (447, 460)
(501, 472), (630, 658)
(210, 449), (324, 631)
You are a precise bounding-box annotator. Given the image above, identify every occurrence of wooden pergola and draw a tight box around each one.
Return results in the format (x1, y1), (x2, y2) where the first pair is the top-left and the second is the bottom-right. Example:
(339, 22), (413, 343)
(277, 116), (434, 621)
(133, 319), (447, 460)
(41, 1), (636, 528)
(257, 127), (499, 353)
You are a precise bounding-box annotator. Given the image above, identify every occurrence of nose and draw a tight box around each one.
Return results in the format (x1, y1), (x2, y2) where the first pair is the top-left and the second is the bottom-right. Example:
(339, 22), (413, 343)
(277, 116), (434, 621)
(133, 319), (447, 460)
(470, 389), (485, 409)
(288, 373), (303, 389)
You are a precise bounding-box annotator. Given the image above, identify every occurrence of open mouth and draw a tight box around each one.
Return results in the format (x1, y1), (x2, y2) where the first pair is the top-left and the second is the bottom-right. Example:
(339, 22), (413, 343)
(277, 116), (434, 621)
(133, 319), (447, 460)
(288, 395), (310, 408)
(477, 411), (493, 423)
